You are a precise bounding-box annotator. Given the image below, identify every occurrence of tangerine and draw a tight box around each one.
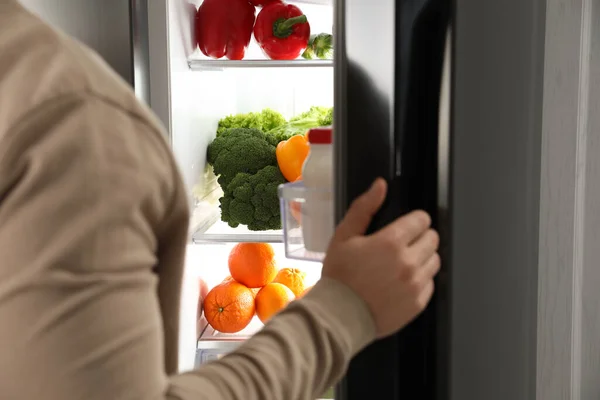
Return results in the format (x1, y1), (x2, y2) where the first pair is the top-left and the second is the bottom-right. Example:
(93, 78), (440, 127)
(273, 268), (307, 297)
(203, 281), (255, 333)
(255, 283), (295, 323)
(228, 243), (277, 288)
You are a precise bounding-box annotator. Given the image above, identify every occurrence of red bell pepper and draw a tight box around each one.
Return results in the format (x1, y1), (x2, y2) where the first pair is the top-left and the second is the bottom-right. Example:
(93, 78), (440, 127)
(195, 0), (256, 60)
(249, 0), (279, 6)
(253, 2), (311, 60)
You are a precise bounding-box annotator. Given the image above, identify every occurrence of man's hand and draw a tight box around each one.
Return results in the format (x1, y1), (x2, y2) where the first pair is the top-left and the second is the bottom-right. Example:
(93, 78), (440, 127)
(322, 178), (441, 338)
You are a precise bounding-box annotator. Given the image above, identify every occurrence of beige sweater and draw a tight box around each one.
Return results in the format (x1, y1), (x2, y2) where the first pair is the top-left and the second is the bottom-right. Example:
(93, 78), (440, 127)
(0, 2), (375, 399)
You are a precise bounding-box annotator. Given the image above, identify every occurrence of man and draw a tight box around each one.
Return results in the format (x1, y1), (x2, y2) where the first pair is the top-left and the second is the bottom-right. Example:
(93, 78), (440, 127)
(0, 1), (441, 399)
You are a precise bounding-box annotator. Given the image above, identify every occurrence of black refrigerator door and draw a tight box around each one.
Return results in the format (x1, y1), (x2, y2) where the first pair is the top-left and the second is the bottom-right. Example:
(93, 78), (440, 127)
(334, 0), (451, 399)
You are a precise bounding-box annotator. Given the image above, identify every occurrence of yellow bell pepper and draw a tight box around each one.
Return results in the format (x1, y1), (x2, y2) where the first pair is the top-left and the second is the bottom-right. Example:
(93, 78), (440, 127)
(276, 134), (310, 182)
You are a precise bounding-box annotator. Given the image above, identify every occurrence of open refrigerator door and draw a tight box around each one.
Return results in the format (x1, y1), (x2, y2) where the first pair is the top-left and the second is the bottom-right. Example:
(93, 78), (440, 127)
(147, 1), (335, 398)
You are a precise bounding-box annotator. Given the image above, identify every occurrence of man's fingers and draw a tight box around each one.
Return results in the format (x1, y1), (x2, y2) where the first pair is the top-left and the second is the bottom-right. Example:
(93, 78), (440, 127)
(415, 280), (435, 311)
(333, 178), (387, 242)
(415, 252), (442, 283)
(376, 210), (432, 245)
(408, 229), (440, 265)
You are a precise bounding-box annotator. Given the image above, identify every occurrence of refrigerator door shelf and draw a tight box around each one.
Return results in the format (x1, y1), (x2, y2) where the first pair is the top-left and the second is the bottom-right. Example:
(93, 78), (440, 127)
(188, 58), (333, 72)
(278, 181), (332, 263)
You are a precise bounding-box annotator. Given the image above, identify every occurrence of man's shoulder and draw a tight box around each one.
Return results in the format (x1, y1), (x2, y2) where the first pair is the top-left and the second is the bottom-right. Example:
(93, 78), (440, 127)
(0, 3), (164, 139)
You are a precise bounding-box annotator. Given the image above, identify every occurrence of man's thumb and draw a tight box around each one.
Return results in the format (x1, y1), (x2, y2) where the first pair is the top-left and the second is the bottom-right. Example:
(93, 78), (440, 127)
(333, 178), (387, 241)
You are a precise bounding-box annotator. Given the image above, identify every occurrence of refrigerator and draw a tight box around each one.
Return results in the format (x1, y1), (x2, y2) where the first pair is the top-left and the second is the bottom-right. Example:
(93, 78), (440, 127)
(22, 0), (600, 399)
(148, 0), (543, 398)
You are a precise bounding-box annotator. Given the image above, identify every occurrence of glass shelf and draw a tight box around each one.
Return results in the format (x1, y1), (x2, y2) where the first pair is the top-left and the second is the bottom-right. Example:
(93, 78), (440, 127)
(192, 219), (284, 244)
(198, 316), (263, 343)
(190, 182), (284, 244)
(188, 58), (333, 72)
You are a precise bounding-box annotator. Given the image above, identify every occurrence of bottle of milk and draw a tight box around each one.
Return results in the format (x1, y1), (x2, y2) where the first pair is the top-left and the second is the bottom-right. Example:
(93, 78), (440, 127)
(302, 128), (334, 253)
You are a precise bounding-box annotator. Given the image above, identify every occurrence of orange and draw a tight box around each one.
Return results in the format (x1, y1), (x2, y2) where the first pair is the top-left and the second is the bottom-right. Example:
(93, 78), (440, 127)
(228, 243), (277, 288)
(204, 281), (255, 333)
(273, 268), (307, 297)
(250, 287), (261, 298)
(255, 283), (295, 323)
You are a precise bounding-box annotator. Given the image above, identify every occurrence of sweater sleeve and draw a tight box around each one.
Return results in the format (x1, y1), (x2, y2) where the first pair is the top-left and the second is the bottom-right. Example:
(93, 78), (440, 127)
(170, 278), (376, 400)
(0, 93), (376, 400)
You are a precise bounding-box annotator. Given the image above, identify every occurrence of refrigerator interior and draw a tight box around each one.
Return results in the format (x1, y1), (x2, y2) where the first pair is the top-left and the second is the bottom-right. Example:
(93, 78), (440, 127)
(157, 2), (335, 394)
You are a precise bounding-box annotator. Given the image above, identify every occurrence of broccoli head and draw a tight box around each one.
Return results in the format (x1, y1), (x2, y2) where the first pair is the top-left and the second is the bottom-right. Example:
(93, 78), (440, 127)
(220, 165), (286, 231)
(216, 108), (287, 136)
(207, 128), (277, 187)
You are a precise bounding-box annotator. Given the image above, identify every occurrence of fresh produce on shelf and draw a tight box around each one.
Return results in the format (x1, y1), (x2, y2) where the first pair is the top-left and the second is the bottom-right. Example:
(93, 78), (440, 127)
(203, 280), (256, 333)
(216, 108), (286, 136)
(276, 134), (309, 182)
(254, 2), (311, 60)
(207, 107), (333, 231)
(248, 0), (279, 6)
(207, 128), (278, 188)
(197, 245), (312, 334)
(255, 282), (296, 323)
(228, 243), (278, 288)
(302, 33), (334, 60)
(221, 165), (286, 231)
(195, 0), (256, 60)
(266, 106), (333, 137)
(273, 267), (307, 297)
(292, 105), (333, 126)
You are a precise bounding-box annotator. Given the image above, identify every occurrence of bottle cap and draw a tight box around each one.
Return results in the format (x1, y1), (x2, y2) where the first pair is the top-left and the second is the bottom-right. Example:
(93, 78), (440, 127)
(307, 128), (332, 144)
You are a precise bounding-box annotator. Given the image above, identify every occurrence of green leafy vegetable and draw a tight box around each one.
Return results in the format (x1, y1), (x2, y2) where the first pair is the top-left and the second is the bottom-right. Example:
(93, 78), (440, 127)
(206, 106), (334, 231)
(302, 33), (334, 60)
(220, 165), (286, 231)
(216, 108), (286, 136)
(266, 106), (333, 138)
(207, 128), (277, 188)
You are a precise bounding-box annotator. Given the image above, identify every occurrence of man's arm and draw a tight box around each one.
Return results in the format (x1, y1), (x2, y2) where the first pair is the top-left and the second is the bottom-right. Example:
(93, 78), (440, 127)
(171, 279), (374, 400)
(0, 92), (375, 400)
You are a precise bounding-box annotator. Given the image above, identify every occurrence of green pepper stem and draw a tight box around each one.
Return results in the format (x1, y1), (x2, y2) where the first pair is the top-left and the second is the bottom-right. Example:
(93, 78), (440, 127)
(274, 15), (308, 38)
